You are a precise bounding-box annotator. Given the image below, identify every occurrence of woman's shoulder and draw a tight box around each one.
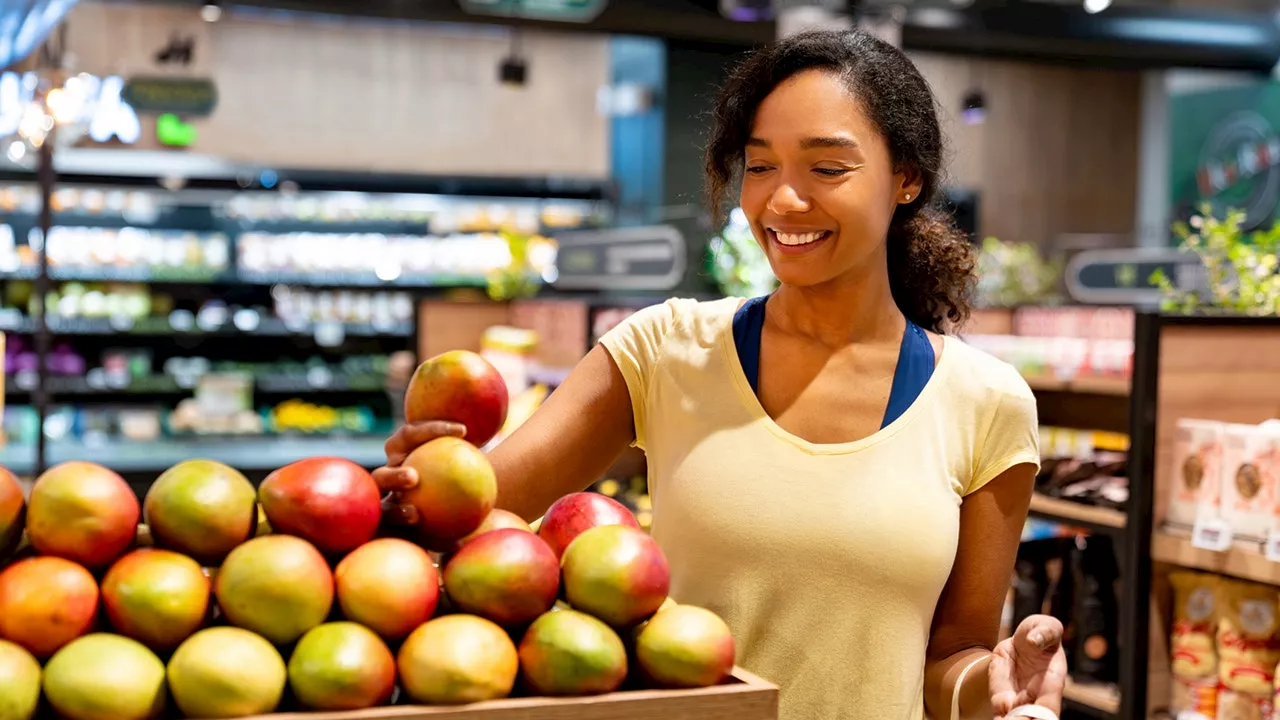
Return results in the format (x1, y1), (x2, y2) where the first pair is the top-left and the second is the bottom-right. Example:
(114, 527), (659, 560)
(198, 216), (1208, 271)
(942, 335), (1036, 404)
(614, 295), (742, 340)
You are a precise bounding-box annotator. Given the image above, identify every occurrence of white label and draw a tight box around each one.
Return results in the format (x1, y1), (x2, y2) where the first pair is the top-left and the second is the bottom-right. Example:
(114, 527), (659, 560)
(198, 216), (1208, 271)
(1264, 531), (1280, 562)
(1192, 517), (1235, 552)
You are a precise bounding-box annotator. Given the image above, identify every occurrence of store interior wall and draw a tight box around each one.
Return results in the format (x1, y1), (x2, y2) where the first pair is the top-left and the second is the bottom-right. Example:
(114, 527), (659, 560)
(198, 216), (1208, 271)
(63, 1), (611, 179)
(910, 52), (1143, 250)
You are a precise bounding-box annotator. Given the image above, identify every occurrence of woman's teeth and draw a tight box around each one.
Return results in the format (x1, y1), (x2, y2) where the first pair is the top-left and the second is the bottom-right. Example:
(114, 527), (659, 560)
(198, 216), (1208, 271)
(773, 231), (827, 246)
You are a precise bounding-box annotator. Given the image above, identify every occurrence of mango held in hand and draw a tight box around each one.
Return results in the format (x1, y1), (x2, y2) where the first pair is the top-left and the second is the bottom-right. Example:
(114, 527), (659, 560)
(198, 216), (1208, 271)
(405, 350), (509, 447)
(42, 634), (167, 720)
(101, 549), (210, 652)
(214, 535), (334, 645)
(443, 528), (560, 627)
(258, 457), (382, 555)
(288, 623), (396, 711)
(401, 437), (497, 543)
(0, 466), (24, 561)
(143, 459), (256, 566)
(0, 556), (99, 659)
(27, 461), (139, 569)
(398, 615), (519, 704)
(636, 605), (736, 688)
(518, 609), (628, 696)
(167, 627), (286, 719)
(561, 525), (671, 627)
(0, 639), (40, 720)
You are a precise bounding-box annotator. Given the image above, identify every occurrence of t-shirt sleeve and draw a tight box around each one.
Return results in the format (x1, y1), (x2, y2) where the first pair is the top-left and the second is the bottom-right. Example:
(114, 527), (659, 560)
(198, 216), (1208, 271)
(597, 301), (679, 451)
(968, 373), (1041, 496)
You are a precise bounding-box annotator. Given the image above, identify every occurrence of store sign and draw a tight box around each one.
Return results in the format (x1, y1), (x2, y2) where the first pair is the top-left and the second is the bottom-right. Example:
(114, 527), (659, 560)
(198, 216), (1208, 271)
(0, 71), (140, 145)
(1170, 82), (1280, 232)
(1065, 248), (1205, 305)
(551, 225), (686, 291)
(459, 0), (607, 22)
(122, 77), (218, 116)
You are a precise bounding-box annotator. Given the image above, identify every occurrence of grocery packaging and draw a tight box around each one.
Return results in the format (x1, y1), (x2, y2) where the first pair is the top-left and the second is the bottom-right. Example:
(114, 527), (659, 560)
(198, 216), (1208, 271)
(1170, 571), (1220, 718)
(1170, 419), (1226, 530)
(1221, 423), (1280, 542)
(1216, 579), (1280, 720)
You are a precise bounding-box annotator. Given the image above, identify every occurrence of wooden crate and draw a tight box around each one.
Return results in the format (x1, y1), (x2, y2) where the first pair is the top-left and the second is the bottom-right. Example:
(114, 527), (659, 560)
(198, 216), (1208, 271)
(242, 669), (777, 720)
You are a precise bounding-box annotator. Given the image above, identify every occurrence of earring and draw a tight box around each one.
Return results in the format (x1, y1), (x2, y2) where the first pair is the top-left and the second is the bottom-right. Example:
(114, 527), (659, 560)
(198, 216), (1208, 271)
(904, 193), (912, 201)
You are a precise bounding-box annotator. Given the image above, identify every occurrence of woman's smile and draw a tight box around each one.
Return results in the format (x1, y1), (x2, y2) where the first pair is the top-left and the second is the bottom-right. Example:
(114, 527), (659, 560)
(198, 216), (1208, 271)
(766, 227), (833, 256)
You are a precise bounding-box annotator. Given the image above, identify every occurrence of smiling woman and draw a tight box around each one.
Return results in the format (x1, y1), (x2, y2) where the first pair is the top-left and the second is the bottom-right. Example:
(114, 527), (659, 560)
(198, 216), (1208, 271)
(705, 31), (975, 335)
(376, 28), (1062, 720)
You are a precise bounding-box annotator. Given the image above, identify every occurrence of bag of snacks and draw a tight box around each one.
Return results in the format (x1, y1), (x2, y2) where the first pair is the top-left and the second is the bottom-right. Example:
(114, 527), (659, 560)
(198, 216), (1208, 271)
(1170, 420), (1225, 531)
(1171, 571), (1220, 719)
(1217, 579), (1280, 720)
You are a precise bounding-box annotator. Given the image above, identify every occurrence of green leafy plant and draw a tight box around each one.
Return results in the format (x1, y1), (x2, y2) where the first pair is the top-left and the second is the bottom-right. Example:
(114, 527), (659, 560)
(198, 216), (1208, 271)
(486, 230), (544, 302)
(974, 236), (1062, 308)
(1151, 205), (1280, 315)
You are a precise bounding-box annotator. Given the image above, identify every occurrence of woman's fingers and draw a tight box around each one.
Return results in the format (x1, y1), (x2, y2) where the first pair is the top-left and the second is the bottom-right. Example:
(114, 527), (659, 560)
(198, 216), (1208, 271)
(1017, 615), (1065, 654)
(372, 466), (418, 493)
(383, 421), (467, 467)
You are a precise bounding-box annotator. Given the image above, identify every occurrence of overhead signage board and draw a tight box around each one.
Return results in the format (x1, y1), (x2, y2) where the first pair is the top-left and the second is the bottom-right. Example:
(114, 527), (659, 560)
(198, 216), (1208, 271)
(459, 0), (607, 22)
(551, 225), (686, 291)
(122, 77), (218, 116)
(1065, 248), (1206, 305)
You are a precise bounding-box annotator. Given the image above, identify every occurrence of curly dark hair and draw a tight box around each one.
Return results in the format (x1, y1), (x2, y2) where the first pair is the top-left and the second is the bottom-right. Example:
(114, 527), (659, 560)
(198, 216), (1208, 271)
(704, 29), (976, 334)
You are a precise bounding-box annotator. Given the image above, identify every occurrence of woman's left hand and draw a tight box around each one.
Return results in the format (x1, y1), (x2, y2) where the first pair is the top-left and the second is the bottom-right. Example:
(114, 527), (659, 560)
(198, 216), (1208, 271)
(988, 614), (1068, 720)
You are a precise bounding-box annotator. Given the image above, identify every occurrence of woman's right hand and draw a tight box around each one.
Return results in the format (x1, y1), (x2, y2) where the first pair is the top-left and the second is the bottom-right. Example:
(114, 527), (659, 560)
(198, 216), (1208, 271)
(372, 420), (467, 526)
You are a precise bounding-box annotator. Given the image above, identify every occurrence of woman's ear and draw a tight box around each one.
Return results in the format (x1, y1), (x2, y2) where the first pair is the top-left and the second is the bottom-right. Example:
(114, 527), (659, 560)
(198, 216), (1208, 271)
(895, 164), (924, 205)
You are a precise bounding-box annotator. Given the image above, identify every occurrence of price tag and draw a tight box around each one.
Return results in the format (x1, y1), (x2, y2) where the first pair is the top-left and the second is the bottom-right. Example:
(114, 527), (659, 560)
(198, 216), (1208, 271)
(1264, 531), (1280, 563)
(1191, 517), (1234, 552)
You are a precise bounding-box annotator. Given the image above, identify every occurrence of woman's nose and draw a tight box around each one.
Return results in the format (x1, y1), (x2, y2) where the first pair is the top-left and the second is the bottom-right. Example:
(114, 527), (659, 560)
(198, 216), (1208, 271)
(766, 180), (810, 215)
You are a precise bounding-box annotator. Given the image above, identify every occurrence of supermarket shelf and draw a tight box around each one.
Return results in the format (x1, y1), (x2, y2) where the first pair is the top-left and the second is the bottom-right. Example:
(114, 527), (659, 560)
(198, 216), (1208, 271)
(1028, 493), (1127, 532)
(0, 314), (413, 338)
(1064, 678), (1120, 717)
(5, 373), (387, 397)
(1024, 374), (1131, 397)
(5, 264), (497, 289)
(1151, 530), (1280, 585)
(0, 435), (389, 476)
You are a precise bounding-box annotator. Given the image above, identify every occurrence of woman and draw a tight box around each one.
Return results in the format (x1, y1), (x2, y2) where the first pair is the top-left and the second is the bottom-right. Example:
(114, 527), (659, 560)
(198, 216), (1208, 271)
(377, 29), (1067, 720)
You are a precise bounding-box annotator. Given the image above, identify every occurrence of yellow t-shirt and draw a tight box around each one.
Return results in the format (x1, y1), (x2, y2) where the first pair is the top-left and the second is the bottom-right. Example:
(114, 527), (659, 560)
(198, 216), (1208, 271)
(599, 297), (1040, 720)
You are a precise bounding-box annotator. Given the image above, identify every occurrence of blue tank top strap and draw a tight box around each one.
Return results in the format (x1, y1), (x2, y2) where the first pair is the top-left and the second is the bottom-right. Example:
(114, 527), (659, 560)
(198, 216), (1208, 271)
(732, 296), (935, 428)
(732, 295), (769, 397)
(881, 320), (935, 428)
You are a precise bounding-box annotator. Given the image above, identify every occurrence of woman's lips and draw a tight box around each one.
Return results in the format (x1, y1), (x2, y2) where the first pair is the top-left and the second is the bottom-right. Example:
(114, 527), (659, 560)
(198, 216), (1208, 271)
(767, 228), (831, 255)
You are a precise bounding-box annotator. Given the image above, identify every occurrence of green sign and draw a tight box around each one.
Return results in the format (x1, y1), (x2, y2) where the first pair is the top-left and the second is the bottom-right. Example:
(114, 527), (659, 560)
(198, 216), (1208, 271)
(1170, 81), (1280, 233)
(156, 113), (197, 147)
(122, 77), (218, 116)
(459, 0), (607, 22)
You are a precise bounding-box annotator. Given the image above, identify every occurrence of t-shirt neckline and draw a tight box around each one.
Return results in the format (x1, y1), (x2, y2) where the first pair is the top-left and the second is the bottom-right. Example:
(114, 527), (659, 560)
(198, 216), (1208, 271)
(716, 299), (954, 456)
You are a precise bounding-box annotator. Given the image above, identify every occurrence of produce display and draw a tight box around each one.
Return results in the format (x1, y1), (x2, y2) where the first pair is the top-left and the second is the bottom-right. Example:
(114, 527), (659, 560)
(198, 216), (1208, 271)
(0, 349), (737, 720)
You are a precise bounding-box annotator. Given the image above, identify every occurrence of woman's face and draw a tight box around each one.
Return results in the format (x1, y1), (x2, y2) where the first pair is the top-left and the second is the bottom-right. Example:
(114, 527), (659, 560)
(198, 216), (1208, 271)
(739, 69), (920, 289)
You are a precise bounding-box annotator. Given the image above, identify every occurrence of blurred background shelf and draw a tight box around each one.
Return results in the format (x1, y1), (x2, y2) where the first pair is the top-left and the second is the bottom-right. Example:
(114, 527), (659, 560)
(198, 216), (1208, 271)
(1024, 374), (1131, 398)
(0, 435), (389, 476)
(1028, 493), (1127, 532)
(1064, 677), (1121, 717)
(1150, 530), (1280, 586)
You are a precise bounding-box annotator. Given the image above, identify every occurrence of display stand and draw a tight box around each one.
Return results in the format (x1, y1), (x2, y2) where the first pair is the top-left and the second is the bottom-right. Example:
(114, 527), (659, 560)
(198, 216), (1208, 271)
(1130, 313), (1280, 718)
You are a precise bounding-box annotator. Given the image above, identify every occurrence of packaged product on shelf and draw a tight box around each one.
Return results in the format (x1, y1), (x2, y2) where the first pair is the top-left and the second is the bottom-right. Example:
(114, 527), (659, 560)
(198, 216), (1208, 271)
(1216, 579), (1280, 720)
(1222, 423), (1280, 542)
(1170, 571), (1220, 719)
(1169, 419), (1227, 531)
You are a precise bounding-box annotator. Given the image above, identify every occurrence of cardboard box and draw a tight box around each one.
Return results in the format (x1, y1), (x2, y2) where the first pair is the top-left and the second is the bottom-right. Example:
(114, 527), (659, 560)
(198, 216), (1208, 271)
(241, 669), (777, 720)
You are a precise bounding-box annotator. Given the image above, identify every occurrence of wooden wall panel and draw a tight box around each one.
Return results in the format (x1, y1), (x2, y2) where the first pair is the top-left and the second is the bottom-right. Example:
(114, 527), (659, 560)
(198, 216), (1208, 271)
(64, 2), (611, 179)
(910, 53), (1142, 249)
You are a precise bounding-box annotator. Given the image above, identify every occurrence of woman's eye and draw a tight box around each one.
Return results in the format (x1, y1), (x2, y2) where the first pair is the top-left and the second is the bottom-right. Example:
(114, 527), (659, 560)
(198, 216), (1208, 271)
(813, 167), (849, 177)
(745, 165), (772, 175)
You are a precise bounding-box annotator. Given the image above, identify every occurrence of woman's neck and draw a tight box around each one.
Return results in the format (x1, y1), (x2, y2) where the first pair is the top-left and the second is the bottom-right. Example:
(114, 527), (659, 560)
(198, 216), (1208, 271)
(768, 267), (904, 349)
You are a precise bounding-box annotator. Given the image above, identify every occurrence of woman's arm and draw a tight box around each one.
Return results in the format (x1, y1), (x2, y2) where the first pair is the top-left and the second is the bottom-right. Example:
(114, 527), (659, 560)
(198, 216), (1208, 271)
(488, 345), (638, 521)
(923, 462), (1037, 720)
(377, 344), (638, 523)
